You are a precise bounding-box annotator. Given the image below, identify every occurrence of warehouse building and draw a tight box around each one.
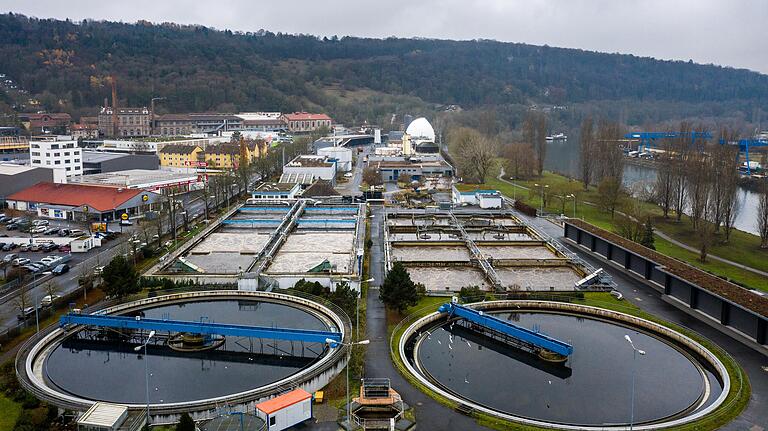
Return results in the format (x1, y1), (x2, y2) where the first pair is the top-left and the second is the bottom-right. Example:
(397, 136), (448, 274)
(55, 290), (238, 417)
(81, 151), (159, 175)
(0, 164), (55, 204)
(282, 155), (337, 185)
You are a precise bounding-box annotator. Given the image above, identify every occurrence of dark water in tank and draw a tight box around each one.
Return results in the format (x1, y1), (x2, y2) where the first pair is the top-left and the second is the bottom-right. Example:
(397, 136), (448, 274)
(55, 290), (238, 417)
(414, 311), (721, 426)
(45, 300), (332, 404)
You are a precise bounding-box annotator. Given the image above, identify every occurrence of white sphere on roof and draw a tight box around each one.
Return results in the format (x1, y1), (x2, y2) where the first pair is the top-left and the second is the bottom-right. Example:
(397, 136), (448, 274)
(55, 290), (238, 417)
(406, 117), (436, 141)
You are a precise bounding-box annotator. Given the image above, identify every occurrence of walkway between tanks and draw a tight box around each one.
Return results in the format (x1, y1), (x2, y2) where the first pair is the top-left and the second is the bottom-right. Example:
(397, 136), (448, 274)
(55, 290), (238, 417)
(363, 204), (487, 430)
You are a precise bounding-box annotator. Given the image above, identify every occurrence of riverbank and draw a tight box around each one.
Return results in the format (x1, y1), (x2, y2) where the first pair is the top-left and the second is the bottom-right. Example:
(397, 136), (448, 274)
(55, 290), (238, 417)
(458, 162), (768, 292)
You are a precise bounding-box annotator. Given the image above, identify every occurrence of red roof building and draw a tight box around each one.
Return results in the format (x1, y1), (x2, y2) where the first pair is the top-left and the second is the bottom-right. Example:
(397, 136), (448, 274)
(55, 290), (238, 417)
(6, 182), (161, 220)
(255, 389), (312, 415)
(280, 112), (332, 133)
(20, 113), (72, 134)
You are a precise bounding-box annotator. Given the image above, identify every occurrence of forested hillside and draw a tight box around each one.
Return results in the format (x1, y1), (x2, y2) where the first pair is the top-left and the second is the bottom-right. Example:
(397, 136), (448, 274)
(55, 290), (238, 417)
(1, 13), (766, 128)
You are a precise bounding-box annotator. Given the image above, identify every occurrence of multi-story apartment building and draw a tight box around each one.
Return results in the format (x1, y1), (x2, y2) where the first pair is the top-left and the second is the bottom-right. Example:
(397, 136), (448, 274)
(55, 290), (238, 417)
(98, 107), (151, 137)
(158, 140), (267, 169)
(154, 113), (243, 136)
(158, 144), (204, 168)
(280, 112), (332, 133)
(29, 135), (82, 177)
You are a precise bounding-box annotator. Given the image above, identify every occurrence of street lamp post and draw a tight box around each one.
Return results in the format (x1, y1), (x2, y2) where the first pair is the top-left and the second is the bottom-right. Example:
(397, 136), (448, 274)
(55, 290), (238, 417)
(326, 338), (370, 426)
(534, 184), (549, 215)
(566, 194), (576, 218)
(624, 334), (646, 430)
(135, 330), (156, 426)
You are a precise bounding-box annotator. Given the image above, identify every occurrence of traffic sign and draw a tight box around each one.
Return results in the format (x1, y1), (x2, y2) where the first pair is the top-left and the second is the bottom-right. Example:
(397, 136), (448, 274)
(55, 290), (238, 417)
(121, 213), (129, 220)
(142, 194), (149, 202)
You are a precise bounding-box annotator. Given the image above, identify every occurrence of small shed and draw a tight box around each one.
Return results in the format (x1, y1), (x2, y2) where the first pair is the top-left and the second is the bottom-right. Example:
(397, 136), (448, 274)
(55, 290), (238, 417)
(77, 403), (129, 431)
(255, 389), (313, 431)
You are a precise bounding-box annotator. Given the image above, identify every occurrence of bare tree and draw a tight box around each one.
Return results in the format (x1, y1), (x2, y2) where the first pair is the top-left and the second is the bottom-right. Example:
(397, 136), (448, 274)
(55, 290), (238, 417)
(43, 279), (59, 300)
(654, 135), (675, 218)
(522, 112), (548, 176)
(450, 127), (497, 183)
(683, 126), (713, 232)
(503, 142), (536, 180)
(594, 119), (624, 183)
(672, 123), (692, 222)
(362, 166), (383, 186)
(578, 116), (594, 190)
(597, 176), (622, 218)
(758, 179), (768, 249)
(14, 284), (31, 318)
(709, 127), (741, 241)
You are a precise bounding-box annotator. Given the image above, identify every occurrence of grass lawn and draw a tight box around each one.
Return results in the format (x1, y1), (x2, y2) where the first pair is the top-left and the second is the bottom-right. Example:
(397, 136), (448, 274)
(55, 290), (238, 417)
(0, 395), (21, 431)
(654, 237), (768, 292)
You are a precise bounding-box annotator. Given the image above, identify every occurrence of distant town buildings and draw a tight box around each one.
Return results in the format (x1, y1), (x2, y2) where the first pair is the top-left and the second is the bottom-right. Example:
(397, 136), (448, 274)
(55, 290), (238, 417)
(29, 135), (82, 178)
(98, 107), (151, 137)
(19, 113), (71, 135)
(154, 113), (243, 136)
(281, 112), (332, 133)
(236, 112), (286, 130)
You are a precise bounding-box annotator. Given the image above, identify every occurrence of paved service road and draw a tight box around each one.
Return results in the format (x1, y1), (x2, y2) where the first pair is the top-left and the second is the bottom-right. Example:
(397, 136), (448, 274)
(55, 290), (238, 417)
(364, 204), (488, 430)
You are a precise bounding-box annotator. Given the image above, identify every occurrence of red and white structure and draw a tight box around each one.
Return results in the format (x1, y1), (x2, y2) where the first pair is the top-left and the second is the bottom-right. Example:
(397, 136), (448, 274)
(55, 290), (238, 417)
(255, 389), (313, 431)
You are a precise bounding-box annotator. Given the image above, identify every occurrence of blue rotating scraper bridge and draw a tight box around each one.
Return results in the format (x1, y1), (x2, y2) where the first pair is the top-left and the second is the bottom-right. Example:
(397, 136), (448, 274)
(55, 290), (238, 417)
(59, 313), (342, 344)
(438, 302), (573, 357)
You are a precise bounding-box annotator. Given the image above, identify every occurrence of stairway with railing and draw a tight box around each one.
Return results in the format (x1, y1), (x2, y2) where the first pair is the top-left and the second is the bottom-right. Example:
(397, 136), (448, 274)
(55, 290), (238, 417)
(449, 211), (503, 290)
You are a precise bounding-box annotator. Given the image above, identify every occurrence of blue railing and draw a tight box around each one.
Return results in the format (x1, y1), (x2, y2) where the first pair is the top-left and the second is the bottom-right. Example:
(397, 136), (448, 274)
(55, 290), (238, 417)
(59, 313), (342, 344)
(438, 302), (573, 357)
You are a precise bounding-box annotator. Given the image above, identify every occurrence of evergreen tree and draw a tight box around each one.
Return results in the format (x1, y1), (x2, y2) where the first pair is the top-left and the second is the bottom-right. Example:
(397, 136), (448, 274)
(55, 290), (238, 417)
(101, 255), (140, 298)
(380, 262), (419, 313)
(640, 217), (656, 250)
(176, 413), (195, 431)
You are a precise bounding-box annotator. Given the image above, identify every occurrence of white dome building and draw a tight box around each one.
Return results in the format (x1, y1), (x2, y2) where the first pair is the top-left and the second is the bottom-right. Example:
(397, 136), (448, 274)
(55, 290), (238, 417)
(405, 117), (436, 141)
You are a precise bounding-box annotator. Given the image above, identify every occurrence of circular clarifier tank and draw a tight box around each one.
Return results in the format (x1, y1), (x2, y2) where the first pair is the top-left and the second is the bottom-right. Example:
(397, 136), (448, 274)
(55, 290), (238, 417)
(401, 301), (730, 430)
(19, 291), (349, 416)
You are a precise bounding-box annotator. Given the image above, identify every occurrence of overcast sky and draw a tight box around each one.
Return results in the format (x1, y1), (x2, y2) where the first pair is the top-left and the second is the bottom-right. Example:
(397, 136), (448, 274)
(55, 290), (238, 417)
(2, 0), (767, 74)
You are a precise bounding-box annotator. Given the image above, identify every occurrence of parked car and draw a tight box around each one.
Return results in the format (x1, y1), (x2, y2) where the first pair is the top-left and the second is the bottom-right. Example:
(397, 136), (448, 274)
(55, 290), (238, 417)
(41, 294), (60, 307)
(58, 229), (71, 237)
(30, 262), (48, 270)
(32, 219), (49, 226)
(43, 227), (59, 235)
(41, 242), (58, 252)
(2, 242), (16, 251)
(29, 244), (41, 252)
(0, 216), (9, 223)
(69, 229), (85, 237)
(58, 244), (71, 253)
(19, 243), (32, 252)
(22, 264), (40, 273)
(31, 226), (47, 234)
(12, 257), (30, 266)
(40, 257), (57, 266)
(52, 263), (69, 276)
(3, 253), (17, 263)
(17, 306), (36, 320)
(6, 223), (19, 230)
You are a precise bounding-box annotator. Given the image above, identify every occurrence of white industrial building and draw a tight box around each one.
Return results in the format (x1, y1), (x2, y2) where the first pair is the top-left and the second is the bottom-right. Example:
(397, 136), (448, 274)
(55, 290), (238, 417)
(317, 146), (353, 172)
(76, 402), (144, 431)
(255, 389), (313, 431)
(452, 185), (503, 209)
(282, 155), (337, 185)
(29, 135), (82, 177)
(69, 169), (203, 194)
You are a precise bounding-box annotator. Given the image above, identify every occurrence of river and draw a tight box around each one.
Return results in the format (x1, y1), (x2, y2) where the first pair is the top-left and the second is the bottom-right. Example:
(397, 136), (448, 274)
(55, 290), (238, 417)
(544, 139), (761, 235)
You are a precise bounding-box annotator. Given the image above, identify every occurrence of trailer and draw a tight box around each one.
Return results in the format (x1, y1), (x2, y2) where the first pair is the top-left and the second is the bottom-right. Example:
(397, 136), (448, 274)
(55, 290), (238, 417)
(255, 389), (313, 431)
